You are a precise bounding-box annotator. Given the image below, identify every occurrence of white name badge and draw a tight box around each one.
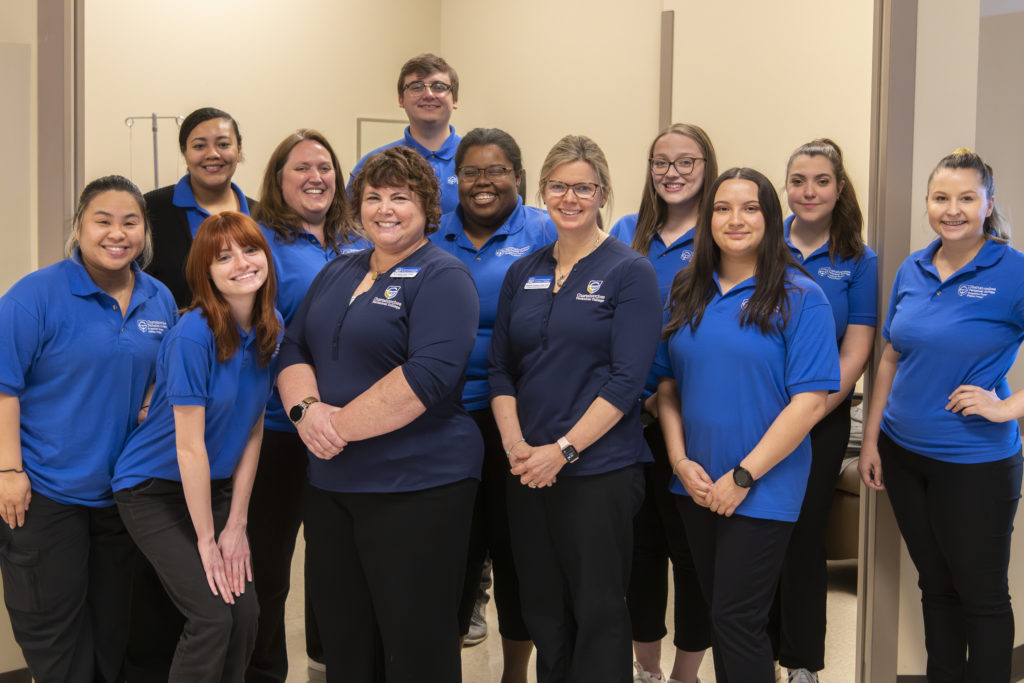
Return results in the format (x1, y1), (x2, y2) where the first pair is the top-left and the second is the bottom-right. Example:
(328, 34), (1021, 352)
(391, 267), (421, 278)
(524, 276), (553, 290)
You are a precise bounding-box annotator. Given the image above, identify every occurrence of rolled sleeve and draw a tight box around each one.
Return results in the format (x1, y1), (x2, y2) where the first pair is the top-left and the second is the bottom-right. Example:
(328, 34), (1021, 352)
(784, 288), (841, 396)
(0, 297), (39, 396)
(165, 337), (212, 406)
(847, 250), (879, 326)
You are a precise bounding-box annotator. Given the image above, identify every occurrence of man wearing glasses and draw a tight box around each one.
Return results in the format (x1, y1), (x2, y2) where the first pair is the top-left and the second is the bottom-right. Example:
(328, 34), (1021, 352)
(349, 53), (462, 213)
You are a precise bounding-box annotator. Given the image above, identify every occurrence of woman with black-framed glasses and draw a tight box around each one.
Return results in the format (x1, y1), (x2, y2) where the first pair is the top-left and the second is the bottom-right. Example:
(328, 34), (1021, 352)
(489, 135), (662, 682)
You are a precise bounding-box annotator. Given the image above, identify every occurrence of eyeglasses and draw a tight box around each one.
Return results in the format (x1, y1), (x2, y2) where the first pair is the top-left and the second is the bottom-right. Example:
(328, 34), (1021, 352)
(457, 165), (515, 181)
(649, 157), (704, 176)
(402, 81), (453, 95)
(543, 181), (602, 200)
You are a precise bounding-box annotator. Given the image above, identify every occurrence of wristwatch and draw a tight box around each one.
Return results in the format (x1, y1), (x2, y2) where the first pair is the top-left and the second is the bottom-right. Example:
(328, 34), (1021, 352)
(288, 396), (319, 425)
(732, 465), (754, 489)
(557, 436), (579, 464)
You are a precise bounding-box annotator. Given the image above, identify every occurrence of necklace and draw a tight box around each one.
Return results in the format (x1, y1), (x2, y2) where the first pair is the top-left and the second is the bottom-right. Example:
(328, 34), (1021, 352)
(555, 234), (602, 287)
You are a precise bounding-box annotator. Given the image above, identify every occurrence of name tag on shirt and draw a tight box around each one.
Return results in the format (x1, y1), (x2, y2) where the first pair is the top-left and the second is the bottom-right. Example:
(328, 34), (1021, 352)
(524, 276), (553, 290)
(391, 267), (420, 278)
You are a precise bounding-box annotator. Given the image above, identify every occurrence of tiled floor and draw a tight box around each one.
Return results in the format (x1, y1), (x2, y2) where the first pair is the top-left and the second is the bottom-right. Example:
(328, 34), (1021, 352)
(283, 537), (858, 683)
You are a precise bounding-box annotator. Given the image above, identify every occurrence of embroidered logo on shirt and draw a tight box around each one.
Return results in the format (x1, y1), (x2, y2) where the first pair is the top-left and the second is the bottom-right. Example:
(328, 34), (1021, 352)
(447, 175), (458, 185)
(136, 319), (169, 335)
(818, 266), (851, 280)
(496, 245), (531, 257)
(372, 286), (403, 310)
(681, 250), (693, 262)
(957, 284), (996, 299)
(391, 267), (420, 278)
(576, 281), (606, 303)
(385, 286), (401, 299)
(524, 276), (553, 290)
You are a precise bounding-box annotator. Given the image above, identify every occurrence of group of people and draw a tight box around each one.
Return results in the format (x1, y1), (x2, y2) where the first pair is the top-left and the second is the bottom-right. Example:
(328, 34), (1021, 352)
(0, 51), (1020, 683)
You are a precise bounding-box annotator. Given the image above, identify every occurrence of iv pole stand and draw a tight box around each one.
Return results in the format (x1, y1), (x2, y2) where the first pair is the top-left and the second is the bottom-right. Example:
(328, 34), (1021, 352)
(124, 113), (184, 188)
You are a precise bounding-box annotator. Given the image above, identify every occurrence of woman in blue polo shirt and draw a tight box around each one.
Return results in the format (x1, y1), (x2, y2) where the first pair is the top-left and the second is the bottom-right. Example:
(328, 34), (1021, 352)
(114, 212), (281, 683)
(860, 149), (1024, 681)
(247, 128), (366, 681)
(432, 127), (555, 679)
(770, 138), (877, 683)
(611, 123), (718, 683)
(656, 168), (839, 682)
(489, 135), (662, 682)
(0, 175), (176, 682)
(277, 146), (481, 683)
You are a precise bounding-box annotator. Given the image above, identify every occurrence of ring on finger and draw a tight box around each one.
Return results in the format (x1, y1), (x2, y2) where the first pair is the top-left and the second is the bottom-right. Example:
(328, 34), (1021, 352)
(529, 482), (537, 489)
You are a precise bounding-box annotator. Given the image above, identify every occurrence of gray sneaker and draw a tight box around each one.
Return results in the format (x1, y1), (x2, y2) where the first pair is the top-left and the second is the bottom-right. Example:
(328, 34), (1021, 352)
(788, 669), (819, 683)
(462, 597), (488, 647)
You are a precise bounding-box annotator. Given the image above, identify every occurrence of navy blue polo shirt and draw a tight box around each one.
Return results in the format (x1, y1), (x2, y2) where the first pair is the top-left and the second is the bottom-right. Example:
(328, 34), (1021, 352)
(488, 237), (662, 476)
(261, 225), (370, 432)
(171, 174), (251, 237)
(0, 257), (177, 506)
(784, 215), (878, 344)
(113, 308), (280, 491)
(348, 126), (461, 214)
(278, 241), (482, 493)
(431, 199), (556, 410)
(653, 269), (840, 521)
(610, 213), (695, 302)
(881, 238), (1024, 463)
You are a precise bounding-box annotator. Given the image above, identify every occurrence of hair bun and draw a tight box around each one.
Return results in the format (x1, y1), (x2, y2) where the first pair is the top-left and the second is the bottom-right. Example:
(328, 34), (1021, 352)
(952, 147), (974, 156)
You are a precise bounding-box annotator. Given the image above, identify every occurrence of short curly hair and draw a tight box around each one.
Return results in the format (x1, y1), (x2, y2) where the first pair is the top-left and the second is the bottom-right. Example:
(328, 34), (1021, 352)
(349, 147), (442, 235)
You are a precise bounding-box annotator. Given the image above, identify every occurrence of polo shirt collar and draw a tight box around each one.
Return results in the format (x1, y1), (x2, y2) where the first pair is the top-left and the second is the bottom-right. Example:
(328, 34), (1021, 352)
(784, 215), (830, 261)
(914, 237), (1006, 279)
(443, 198), (527, 248)
(402, 125), (458, 161)
(172, 174), (250, 214)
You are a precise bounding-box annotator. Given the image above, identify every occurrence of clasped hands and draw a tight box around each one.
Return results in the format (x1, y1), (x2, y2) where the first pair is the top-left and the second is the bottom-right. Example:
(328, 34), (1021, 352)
(296, 402), (348, 460)
(507, 441), (562, 489)
(673, 459), (748, 517)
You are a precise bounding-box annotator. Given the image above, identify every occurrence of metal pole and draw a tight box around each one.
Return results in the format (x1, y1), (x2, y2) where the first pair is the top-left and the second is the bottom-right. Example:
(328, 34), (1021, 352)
(151, 112), (159, 188)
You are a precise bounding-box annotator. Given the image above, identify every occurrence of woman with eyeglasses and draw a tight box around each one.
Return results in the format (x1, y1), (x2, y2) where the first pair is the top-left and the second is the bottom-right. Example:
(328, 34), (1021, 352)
(611, 123), (717, 683)
(431, 128), (555, 682)
(489, 135), (662, 682)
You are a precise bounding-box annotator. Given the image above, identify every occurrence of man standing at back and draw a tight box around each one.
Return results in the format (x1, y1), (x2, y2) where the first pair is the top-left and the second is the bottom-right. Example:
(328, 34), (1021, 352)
(349, 53), (461, 213)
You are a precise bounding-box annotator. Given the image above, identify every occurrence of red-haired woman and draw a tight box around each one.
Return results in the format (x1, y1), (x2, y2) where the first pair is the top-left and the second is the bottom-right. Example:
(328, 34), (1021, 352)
(113, 212), (282, 683)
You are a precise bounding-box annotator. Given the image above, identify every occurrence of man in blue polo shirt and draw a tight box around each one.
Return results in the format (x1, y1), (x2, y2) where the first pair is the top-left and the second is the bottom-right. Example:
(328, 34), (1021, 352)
(348, 53), (461, 213)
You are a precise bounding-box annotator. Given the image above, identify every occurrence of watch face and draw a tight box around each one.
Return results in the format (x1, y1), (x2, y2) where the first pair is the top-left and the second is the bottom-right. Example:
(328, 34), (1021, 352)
(562, 446), (579, 464)
(289, 404), (305, 423)
(733, 466), (754, 488)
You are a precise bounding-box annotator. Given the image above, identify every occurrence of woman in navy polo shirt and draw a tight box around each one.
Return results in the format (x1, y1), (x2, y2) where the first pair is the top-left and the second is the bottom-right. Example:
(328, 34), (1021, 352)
(432, 127), (555, 680)
(656, 168), (839, 682)
(113, 212), (281, 683)
(860, 149), (1024, 681)
(489, 135), (662, 682)
(770, 138), (877, 683)
(611, 123), (718, 683)
(0, 175), (176, 682)
(247, 129), (366, 681)
(277, 146), (481, 683)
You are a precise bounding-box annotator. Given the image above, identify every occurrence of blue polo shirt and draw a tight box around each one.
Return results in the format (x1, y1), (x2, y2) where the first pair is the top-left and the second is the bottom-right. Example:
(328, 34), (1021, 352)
(0, 257), (177, 506)
(488, 237), (662, 476)
(431, 200), (557, 410)
(261, 226), (370, 432)
(278, 241), (482, 493)
(784, 215), (878, 344)
(881, 238), (1024, 464)
(653, 269), (840, 521)
(610, 213), (696, 302)
(171, 174), (251, 236)
(113, 308), (280, 490)
(348, 126), (461, 214)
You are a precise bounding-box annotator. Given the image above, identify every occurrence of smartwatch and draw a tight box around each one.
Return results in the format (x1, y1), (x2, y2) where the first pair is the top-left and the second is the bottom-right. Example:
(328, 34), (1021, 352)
(288, 396), (319, 425)
(556, 436), (579, 464)
(732, 465), (754, 489)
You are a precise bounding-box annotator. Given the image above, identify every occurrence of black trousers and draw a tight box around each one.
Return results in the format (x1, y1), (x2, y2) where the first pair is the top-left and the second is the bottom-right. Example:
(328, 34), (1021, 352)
(507, 464), (644, 683)
(245, 428), (322, 682)
(116, 478), (259, 683)
(879, 432), (1022, 683)
(769, 399), (851, 671)
(0, 493), (134, 683)
(627, 421), (711, 650)
(304, 478), (477, 683)
(676, 495), (793, 683)
(458, 408), (530, 640)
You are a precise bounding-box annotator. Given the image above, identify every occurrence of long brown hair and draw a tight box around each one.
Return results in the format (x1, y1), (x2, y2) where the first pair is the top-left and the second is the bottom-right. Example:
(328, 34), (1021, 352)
(185, 212), (280, 366)
(633, 124), (718, 255)
(664, 168), (803, 337)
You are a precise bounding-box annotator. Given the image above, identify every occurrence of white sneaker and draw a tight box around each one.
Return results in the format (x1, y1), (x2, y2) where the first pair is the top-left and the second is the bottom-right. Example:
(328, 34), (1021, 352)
(787, 669), (819, 683)
(633, 661), (665, 682)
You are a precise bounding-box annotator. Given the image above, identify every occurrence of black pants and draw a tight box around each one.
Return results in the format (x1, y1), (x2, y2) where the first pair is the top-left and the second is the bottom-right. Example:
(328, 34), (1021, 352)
(0, 493), (134, 683)
(507, 464), (644, 683)
(769, 399), (851, 671)
(628, 421), (711, 650)
(245, 428), (322, 682)
(116, 478), (259, 683)
(458, 408), (530, 640)
(879, 432), (1022, 683)
(676, 495), (793, 683)
(304, 478), (477, 683)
